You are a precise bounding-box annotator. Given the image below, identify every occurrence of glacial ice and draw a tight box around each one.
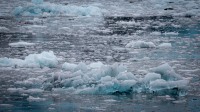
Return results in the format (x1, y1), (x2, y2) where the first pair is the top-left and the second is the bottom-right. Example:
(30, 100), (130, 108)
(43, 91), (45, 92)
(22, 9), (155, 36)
(125, 40), (156, 48)
(0, 51), (58, 68)
(11, 62), (189, 96)
(13, 0), (104, 16)
(9, 41), (35, 47)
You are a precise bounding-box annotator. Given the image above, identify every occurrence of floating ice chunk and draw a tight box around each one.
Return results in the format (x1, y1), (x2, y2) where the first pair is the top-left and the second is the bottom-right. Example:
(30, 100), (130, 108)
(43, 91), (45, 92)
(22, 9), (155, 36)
(74, 62), (88, 72)
(172, 100), (187, 104)
(149, 79), (189, 91)
(142, 73), (161, 83)
(0, 104), (13, 107)
(0, 51), (58, 68)
(116, 21), (140, 26)
(24, 89), (44, 94)
(16, 77), (45, 87)
(89, 62), (104, 69)
(125, 40), (156, 48)
(27, 96), (46, 102)
(13, 1), (104, 16)
(150, 31), (161, 35)
(164, 32), (179, 36)
(62, 62), (77, 71)
(7, 88), (25, 93)
(158, 43), (172, 48)
(9, 41), (35, 47)
(0, 26), (9, 31)
(32, 0), (43, 4)
(7, 88), (43, 94)
(150, 63), (182, 81)
(11, 62), (189, 96)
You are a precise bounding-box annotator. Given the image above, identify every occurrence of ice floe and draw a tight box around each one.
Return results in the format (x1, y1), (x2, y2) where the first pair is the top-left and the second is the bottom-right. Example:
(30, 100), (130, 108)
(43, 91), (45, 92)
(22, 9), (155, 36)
(10, 62), (189, 96)
(0, 51), (58, 68)
(13, 0), (104, 16)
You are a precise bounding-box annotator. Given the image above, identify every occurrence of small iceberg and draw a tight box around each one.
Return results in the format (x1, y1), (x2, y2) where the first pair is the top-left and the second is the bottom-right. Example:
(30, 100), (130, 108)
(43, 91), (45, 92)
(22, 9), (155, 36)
(13, 62), (189, 96)
(0, 51), (58, 68)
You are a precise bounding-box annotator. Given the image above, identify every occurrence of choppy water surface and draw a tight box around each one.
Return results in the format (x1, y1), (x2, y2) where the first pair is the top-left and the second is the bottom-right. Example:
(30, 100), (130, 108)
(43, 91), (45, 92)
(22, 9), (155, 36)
(0, 0), (200, 112)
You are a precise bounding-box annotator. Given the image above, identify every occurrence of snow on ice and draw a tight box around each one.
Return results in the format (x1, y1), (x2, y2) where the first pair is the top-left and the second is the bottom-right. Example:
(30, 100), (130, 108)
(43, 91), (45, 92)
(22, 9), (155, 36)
(0, 51), (58, 68)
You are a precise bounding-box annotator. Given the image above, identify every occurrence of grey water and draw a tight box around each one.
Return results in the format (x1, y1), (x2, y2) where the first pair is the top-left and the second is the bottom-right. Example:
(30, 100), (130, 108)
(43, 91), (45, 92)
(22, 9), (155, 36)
(0, 0), (200, 112)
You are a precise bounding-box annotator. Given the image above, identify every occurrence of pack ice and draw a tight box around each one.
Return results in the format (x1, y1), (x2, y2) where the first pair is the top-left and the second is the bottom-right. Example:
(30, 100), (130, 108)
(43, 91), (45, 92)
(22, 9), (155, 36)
(11, 61), (189, 96)
(0, 51), (58, 68)
(13, 0), (104, 16)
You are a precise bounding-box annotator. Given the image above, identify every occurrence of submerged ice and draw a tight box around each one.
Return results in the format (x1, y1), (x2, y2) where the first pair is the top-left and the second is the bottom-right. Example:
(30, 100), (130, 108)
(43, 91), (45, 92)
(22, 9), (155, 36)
(10, 60), (189, 96)
(0, 51), (58, 68)
(13, 0), (104, 16)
